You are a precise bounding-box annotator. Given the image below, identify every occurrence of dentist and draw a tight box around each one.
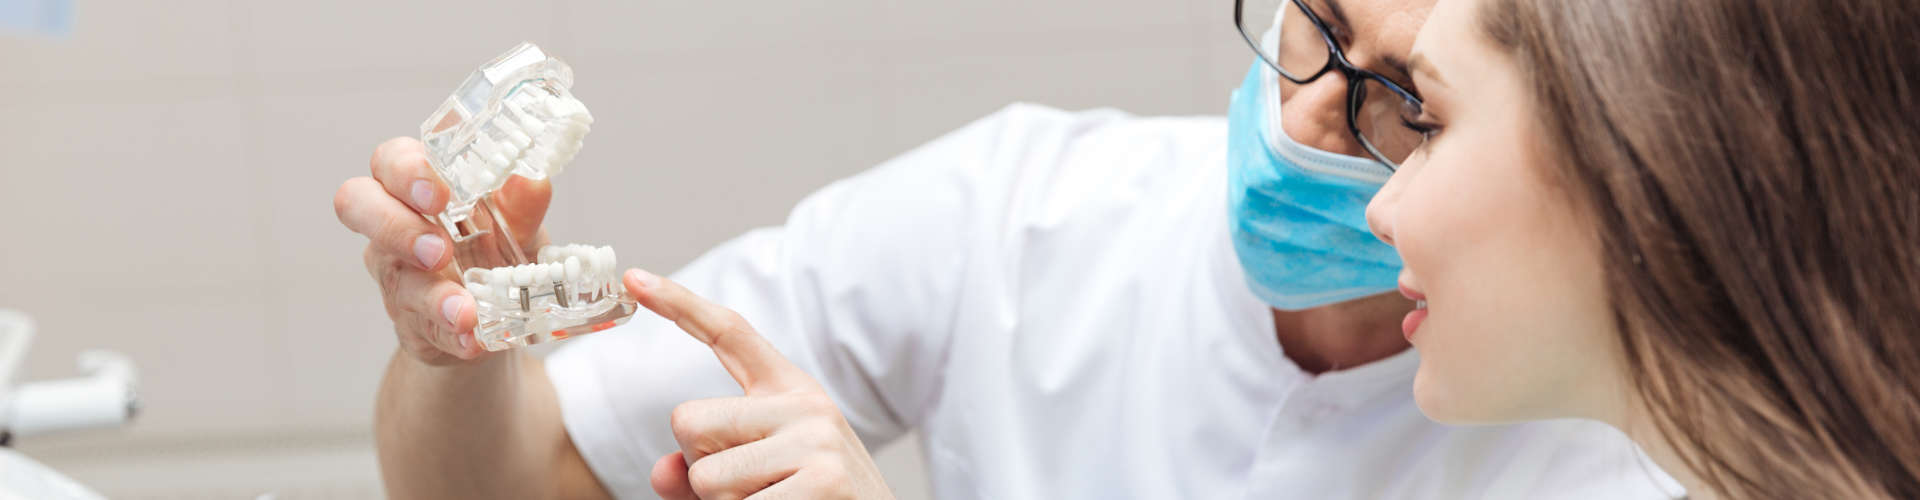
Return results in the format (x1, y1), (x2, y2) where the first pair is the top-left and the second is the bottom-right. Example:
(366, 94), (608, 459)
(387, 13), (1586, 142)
(337, 1), (1677, 498)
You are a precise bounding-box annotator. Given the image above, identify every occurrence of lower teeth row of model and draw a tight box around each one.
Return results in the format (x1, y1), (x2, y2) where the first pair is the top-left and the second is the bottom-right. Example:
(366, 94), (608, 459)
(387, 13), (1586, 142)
(465, 244), (619, 311)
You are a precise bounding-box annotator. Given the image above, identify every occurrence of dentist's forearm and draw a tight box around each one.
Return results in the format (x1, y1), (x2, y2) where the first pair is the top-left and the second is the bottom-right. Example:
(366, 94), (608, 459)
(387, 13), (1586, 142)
(374, 350), (608, 500)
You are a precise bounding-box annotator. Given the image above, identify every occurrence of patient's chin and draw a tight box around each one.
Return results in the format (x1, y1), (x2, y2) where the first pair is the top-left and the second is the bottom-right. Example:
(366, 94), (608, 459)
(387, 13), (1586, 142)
(1412, 362), (1512, 425)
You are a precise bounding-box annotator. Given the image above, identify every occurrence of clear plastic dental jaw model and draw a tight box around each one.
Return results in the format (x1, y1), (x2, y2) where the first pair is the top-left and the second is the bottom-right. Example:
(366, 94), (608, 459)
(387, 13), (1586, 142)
(419, 41), (636, 351)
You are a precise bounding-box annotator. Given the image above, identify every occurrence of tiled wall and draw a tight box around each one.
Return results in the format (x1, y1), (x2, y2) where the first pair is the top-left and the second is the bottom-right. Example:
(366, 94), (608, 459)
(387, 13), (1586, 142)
(1, 0), (1248, 496)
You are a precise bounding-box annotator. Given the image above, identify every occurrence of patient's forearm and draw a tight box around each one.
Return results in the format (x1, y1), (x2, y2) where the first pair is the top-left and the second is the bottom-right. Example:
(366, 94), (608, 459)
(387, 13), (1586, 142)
(374, 350), (606, 499)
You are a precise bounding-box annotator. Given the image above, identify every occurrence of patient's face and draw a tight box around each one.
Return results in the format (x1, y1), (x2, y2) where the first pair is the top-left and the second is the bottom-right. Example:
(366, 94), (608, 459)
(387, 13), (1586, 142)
(1364, 0), (1627, 424)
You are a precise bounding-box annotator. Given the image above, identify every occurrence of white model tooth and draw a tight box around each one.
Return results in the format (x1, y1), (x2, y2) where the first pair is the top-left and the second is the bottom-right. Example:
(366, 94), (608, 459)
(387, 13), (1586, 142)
(484, 152), (512, 170)
(497, 137), (524, 159)
(489, 130), (521, 156)
(600, 247), (617, 278)
(489, 267), (511, 285)
(513, 264), (534, 287)
(565, 256), (582, 282)
(521, 149), (552, 171)
(511, 90), (541, 106)
(537, 245), (557, 264)
(546, 262), (565, 282)
(448, 157), (473, 180)
(474, 134), (501, 159)
(466, 282), (491, 301)
(466, 167), (499, 193)
(514, 110), (546, 135)
(505, 128), (534, 150)
(554, 135), (581, 153)
(533, 262), (553, 284)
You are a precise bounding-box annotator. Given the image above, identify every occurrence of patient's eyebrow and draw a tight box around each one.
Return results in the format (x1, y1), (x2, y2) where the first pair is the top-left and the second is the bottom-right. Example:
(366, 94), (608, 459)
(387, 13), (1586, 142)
(1382, 54), (1413, 86)
(1408, 53), (1448, 89)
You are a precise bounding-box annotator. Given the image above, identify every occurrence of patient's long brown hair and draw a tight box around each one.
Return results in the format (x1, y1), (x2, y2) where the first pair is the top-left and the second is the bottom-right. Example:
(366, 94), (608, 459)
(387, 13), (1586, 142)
(1480, 0), (1920, 497)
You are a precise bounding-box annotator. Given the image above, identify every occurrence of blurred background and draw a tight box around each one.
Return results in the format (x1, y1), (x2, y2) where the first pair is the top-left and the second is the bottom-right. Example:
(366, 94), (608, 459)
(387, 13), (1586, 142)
(0, 0), (1245, 497)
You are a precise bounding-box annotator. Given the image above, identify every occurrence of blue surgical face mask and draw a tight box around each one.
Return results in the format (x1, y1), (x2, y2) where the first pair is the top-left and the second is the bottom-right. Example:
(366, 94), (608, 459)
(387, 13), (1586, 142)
(1227, 59), (1404, 310)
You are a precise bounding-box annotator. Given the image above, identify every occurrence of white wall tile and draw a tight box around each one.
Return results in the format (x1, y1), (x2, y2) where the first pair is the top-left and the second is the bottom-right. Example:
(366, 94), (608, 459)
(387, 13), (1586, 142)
(0, 86), (265, 296)
(561, 0), (890, 53)
(240, 0), (558, 75)
(0, 0), (240, 86)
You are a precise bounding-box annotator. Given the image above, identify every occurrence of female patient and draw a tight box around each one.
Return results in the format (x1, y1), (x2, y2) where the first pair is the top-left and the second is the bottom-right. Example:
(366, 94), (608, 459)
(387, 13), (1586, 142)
(1366, 0), (1920, 497)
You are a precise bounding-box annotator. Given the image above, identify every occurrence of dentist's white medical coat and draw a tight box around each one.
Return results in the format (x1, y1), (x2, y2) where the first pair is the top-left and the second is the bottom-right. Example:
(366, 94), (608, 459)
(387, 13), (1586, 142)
(546, 104), (1683, 499)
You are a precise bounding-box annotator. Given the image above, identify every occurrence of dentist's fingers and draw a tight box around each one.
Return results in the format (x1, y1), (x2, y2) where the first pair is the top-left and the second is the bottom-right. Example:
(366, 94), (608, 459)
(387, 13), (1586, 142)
(669, 396), (808, 462)
(369, 137), (448, 216)
(650, 452), (698, 500)
(494, 174), (554, 248)
(335, 176), (452, 271)
(622, 269), (811, 395)
(364, 248), (482, 362)
(369, 136), (552, 252)
(686, 435), (801, 500)
(744, 468), (832, 500)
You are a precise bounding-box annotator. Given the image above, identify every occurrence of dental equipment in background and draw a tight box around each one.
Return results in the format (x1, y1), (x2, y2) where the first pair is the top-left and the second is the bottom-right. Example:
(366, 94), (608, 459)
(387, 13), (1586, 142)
(0, 310), (139, 500)
(420, 42), (637, 351)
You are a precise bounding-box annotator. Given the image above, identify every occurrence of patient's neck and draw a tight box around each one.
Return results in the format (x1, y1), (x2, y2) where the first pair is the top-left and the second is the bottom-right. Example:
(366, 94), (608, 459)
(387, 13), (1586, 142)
(1615, 398), (1716, 500)
(1271, 292), (1412, 375)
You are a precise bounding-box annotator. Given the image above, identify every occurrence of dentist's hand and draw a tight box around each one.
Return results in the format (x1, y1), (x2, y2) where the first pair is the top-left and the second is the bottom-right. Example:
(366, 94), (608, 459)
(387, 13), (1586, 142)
(334, 137), (553, 365)
(621, 269), (895, 500)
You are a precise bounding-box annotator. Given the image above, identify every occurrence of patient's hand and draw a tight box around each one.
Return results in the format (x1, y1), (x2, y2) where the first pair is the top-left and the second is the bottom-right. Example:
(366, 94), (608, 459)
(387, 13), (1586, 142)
(334, 137), (553, 365)
(621, 269), (895, 500)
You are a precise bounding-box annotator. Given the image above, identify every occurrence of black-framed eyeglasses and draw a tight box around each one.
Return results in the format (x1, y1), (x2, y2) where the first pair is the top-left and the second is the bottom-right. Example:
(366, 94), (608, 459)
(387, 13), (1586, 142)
(1234, 0), (1424, 171)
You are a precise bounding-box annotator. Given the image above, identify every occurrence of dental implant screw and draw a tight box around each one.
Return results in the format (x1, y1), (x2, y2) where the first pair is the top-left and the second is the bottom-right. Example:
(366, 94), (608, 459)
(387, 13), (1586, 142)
(519, 286), (532, 312)
(554, 282), (571, 307)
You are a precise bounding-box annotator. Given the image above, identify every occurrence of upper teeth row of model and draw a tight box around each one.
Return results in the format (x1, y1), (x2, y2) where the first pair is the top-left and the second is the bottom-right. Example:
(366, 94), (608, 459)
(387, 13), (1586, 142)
(451, 89), (594, 194)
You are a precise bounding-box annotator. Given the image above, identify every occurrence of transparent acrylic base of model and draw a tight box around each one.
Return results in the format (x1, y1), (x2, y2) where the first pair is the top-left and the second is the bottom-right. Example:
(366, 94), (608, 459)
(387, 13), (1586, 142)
(420, 42), (636, 352)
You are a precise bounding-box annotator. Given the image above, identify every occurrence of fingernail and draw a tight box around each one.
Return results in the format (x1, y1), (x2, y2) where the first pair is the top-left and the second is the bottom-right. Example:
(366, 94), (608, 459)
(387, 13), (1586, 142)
(458, 333), (476, 353)
(409, 180), (434, 212)
(627, 268), (657, 288)
(413, 234), (445, 269)
(440, 294), (464, 326)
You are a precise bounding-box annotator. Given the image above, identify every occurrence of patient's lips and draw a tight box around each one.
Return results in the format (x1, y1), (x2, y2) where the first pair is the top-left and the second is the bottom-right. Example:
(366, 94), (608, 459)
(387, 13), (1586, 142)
(1399, 281), (1428, 341)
